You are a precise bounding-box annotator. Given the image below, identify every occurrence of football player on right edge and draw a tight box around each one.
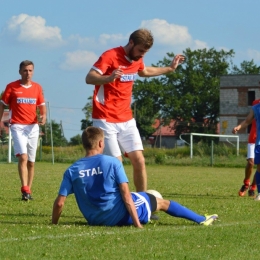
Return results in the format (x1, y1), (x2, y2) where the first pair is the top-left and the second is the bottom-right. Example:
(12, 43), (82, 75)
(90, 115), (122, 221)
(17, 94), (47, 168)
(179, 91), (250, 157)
(238, 99), (260, 198)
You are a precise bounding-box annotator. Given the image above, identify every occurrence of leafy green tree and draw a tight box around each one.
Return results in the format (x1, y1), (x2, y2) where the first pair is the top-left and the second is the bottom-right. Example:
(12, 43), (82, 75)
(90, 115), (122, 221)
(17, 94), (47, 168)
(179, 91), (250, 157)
(42, 120), (68, 147)
(69, 134), (82, 146)
(0, 127), (8, 144)
(133, 48), (236, 141)
(231, 60), (260, 74)
(81, 96), (93, 130)
(131, 79), (161, 138)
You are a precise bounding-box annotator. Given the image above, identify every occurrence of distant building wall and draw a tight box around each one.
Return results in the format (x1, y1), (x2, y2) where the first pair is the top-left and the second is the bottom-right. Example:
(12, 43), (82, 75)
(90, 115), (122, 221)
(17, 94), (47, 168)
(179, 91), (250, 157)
(219, 75), (260, 142)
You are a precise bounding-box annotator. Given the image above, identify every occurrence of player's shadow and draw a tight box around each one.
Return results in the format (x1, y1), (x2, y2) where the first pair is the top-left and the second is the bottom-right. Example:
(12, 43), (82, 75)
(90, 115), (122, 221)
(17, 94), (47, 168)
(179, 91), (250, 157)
(165, 192), (236, 199)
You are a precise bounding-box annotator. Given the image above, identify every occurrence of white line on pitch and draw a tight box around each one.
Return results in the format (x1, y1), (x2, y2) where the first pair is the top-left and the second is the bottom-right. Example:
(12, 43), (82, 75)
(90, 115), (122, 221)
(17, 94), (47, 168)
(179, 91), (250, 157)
(0, 220), (258, 243)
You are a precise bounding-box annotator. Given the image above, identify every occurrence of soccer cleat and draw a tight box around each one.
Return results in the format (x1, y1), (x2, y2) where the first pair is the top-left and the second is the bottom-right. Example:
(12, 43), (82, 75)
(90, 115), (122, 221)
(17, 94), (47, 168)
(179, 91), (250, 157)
(21, 192), (33, 201)
(238, 184), (249, 196)
(248, 189), (255, 198)
(150, 214), (159, 220)
(200, 214), (218, 226)
(254, 193), (260, 201)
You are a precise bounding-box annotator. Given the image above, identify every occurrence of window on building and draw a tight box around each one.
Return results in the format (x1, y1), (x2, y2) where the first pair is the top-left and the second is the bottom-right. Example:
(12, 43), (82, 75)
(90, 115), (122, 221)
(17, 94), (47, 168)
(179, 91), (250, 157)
(248, 91), (255, 106)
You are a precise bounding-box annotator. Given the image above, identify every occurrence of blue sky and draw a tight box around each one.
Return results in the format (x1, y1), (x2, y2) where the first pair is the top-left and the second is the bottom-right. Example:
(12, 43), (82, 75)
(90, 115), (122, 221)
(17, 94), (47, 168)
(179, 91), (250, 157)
(1, 0), (260, 140)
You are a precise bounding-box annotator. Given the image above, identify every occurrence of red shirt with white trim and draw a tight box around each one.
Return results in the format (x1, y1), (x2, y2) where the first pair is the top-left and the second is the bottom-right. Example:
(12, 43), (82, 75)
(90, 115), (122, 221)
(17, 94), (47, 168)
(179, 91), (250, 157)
(248, 99), (260, 143)
(1, 80), (45, 125)
(91, 46), (145, 123)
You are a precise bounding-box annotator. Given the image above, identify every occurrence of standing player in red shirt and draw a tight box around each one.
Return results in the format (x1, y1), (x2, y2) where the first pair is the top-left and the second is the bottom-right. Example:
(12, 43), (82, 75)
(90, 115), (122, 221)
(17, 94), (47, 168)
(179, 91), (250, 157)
(0, 60), (46, 201)
(85, 29), (184, 192)
(238, 99), (260, 197)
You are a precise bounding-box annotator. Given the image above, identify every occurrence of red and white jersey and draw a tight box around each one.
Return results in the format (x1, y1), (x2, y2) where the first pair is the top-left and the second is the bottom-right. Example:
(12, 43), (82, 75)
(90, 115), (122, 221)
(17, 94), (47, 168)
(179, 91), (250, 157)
(91, 46), (145, 123)
(1, 80), (45, 125)
(248, 99), (260, 143)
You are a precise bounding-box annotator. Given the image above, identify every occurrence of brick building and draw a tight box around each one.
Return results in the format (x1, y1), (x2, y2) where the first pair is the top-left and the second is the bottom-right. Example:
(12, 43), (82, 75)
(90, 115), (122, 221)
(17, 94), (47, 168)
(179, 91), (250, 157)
(219, 75), (260, 142)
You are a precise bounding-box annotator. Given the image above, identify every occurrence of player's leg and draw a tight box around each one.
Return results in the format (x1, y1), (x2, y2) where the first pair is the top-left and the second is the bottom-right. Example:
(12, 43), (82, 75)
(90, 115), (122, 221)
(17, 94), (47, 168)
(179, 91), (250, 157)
(18, 154), (29, 188)
(253, 145), (260, 201)
(248, 174), (257, 198)
(11, 125), (32, 200)
(26, 124), (39, 192)
(118, 119), (147, 192)
(248, 159), (257, 197)
(239, 143), (255, 196)
(155, 196), (218, 225)
(126, 151), (147, 192)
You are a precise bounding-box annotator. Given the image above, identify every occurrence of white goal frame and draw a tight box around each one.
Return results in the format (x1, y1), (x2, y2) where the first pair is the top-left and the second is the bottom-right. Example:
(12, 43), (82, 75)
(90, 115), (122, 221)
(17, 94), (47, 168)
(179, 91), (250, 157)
(179, 133), (240, 158)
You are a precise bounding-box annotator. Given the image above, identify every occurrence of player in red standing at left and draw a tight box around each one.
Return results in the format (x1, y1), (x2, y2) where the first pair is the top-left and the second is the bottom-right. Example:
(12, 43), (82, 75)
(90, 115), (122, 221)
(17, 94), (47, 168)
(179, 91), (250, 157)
(0, 60), (46, 201)
(238, 99), (260, 197)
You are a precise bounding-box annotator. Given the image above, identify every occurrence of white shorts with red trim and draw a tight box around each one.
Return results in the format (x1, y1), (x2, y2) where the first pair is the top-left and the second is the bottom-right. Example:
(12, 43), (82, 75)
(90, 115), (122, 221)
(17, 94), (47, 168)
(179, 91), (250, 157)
(247, 143), (255, 159)
(10, 124), (39, 162)
(93, 118), (143, 157)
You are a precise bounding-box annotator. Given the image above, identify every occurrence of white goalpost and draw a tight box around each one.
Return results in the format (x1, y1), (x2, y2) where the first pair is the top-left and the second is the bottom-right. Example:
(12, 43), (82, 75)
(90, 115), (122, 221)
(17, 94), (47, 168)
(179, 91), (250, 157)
(179, 133), (240, 158)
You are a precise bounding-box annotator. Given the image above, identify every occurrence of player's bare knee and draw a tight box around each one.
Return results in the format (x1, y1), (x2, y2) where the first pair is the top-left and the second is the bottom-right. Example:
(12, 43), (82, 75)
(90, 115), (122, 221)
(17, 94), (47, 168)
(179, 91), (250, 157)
(156, 198), (170, 211)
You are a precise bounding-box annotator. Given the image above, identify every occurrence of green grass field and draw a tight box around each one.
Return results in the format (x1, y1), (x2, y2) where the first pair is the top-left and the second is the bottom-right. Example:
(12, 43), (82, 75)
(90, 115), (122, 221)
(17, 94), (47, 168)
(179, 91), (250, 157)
(0, 162), (259, 260)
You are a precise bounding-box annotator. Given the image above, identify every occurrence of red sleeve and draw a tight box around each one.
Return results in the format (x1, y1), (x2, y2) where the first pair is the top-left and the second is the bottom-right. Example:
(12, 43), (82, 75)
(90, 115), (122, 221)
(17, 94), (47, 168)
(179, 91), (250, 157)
(1, 85), (12, 105)
(93, 51), (113, 75)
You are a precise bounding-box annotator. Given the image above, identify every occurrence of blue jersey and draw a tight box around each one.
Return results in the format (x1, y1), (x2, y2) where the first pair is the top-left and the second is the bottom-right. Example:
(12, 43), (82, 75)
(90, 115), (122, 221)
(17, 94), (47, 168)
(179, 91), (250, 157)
(58, 154), (129, 226)
(252, 103), (260, 146)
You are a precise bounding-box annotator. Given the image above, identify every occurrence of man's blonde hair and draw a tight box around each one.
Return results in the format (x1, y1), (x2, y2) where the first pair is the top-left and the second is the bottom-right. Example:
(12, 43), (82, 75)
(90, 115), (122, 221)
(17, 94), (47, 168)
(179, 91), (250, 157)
(81, 126), (104, 150)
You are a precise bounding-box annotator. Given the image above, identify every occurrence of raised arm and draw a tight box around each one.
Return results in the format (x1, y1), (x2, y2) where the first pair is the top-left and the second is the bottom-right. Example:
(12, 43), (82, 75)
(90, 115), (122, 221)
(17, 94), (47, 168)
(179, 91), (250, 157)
(119, 183), (143, 228)
(232, 109), (254, 134)
(138, 54), (185, 77)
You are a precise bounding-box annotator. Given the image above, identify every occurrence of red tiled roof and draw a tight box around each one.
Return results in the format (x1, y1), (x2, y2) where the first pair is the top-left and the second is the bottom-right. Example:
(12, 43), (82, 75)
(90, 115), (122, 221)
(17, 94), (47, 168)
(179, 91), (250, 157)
(152, 119), (177, 136)
(151, 118), (219, 136)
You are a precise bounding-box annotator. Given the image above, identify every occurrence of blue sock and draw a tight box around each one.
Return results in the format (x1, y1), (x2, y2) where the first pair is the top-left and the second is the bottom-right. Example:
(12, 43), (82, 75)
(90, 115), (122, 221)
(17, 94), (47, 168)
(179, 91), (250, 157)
(255, 171), (260, 193)
(166, 200), (205, 224)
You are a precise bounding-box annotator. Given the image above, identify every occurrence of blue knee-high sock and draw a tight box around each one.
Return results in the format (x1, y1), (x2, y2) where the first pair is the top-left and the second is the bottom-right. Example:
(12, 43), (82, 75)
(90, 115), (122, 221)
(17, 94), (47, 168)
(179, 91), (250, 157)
(255, 171), (260, 193)
(166, 200), (205, 224)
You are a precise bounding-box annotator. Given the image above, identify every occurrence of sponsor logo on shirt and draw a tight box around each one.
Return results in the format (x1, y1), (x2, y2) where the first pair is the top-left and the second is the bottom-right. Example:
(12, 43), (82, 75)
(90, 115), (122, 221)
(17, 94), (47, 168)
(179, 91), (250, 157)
(120, 73), (137, 82)
(17, 98), (37, 104)
(79, 167), (103, 177)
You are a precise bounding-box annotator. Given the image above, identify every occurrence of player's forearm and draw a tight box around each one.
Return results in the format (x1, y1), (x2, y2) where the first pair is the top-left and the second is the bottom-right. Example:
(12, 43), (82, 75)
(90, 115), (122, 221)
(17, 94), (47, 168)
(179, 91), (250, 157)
(38, 105), (47, 125)
(85, 72), (112, 85)
(52, 196), (65, 224)
(52, 203), (63, 224)
(139, 66), (173, 77)
(124, 200), (142, 228)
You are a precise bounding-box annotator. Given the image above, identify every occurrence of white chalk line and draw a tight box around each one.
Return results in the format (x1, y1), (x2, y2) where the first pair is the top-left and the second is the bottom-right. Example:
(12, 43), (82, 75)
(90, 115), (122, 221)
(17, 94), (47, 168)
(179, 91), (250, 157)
(0, 220), (258, 243)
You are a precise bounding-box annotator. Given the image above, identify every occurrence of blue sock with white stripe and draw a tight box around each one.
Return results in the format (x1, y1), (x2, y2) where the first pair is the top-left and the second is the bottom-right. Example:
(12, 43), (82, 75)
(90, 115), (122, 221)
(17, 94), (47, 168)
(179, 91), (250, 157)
(255, 171), (260, 193)
(166, 200), (205, 223)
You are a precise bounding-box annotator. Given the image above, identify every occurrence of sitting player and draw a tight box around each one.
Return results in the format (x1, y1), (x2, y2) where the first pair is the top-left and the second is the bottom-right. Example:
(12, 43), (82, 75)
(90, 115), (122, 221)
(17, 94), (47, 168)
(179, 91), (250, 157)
(52, 127), (218, 227)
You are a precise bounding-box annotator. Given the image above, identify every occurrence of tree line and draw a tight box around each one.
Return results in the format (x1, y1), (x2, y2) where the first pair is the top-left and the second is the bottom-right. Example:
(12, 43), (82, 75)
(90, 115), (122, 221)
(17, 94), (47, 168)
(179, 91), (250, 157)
(81, 48), (260, 142)
(1, 48), (260, 146)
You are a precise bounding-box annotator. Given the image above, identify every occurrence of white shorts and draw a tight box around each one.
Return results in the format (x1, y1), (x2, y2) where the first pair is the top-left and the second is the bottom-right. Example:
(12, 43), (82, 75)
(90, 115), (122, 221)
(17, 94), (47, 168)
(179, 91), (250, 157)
(247, 143), (255, 159)
(10, 124), (39, 162)
(93, 118), (143, 157)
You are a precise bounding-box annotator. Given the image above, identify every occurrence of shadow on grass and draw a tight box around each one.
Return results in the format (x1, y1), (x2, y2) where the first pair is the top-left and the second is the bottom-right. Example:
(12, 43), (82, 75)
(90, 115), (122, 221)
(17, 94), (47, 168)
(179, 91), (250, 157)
(165, 192), (237, 199)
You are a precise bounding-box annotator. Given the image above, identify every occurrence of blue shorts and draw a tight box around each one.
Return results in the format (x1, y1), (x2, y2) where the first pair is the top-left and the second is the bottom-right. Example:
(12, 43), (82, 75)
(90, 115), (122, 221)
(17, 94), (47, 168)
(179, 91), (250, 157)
(117, 192), (152, 226)
(254, 145), (260, 164)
